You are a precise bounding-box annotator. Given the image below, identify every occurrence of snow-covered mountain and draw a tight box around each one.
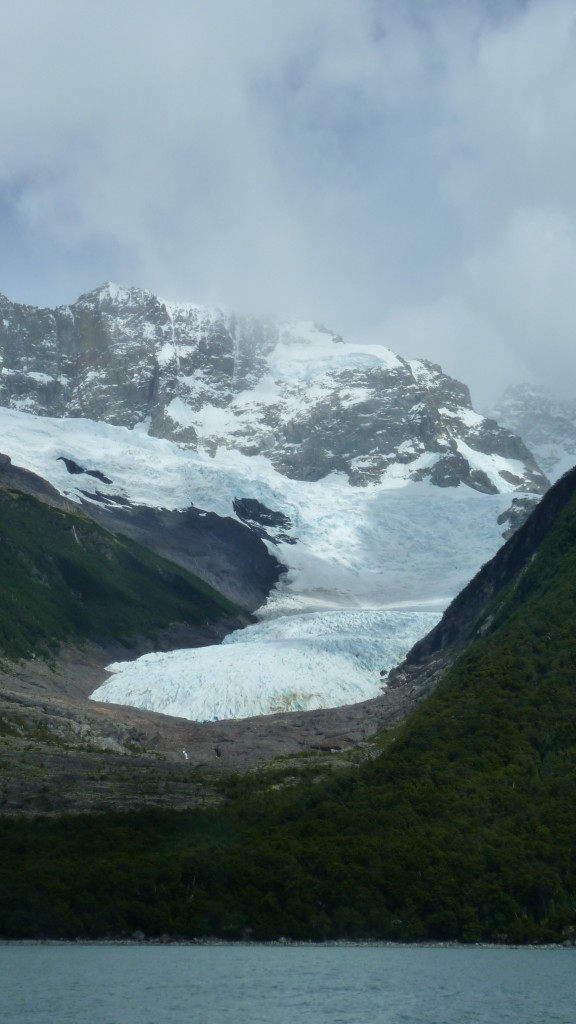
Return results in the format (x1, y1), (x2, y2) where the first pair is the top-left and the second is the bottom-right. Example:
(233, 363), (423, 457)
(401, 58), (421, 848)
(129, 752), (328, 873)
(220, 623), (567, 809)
(0, 284), (553, 722)
(0, 283), (547, 493)
(0, 402), (529, 721)
(491, 384), (576, 483)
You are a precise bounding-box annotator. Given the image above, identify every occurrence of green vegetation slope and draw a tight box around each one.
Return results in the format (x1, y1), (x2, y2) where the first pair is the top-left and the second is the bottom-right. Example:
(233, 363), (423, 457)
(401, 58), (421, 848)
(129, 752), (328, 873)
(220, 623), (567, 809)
(0, 484), (240, 661)
(1, 469), (576, 943)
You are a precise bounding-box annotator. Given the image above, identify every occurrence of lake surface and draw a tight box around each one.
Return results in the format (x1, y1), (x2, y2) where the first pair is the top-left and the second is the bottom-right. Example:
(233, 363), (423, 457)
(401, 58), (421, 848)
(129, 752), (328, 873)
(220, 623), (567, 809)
(0, 944), (574, 1024)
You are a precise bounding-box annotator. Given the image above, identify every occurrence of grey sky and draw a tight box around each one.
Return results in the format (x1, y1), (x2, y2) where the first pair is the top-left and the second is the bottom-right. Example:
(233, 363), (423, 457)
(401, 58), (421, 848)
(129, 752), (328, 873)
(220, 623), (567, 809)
(1, 0), (575, 406)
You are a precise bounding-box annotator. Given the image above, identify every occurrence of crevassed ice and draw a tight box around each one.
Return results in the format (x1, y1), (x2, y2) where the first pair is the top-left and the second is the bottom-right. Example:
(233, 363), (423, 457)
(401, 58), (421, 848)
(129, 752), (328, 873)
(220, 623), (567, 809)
(0, 406), (515, 722)
(92, 609), (441, 722)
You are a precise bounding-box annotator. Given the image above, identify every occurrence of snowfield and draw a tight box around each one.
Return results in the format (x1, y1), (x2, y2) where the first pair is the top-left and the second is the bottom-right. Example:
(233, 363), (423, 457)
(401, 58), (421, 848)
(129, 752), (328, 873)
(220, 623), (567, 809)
(0, 406), (519, 721)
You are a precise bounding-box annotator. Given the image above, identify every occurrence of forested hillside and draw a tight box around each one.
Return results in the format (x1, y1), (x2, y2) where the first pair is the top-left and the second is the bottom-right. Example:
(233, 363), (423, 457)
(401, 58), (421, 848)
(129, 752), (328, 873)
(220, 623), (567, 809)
(0, 484), (241, 661)
(1, 470), (575, 943)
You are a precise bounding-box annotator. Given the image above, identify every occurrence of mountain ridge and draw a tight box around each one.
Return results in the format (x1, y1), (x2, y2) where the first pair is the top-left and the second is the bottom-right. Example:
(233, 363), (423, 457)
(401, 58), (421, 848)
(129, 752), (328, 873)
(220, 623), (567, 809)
(0, 283), (548, 493)
(0, 280), (555, 726)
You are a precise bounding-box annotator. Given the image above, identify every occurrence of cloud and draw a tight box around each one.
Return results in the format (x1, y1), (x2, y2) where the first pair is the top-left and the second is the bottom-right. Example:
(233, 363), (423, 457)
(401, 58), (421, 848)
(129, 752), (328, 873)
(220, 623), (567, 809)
(1, 0), (575, 404)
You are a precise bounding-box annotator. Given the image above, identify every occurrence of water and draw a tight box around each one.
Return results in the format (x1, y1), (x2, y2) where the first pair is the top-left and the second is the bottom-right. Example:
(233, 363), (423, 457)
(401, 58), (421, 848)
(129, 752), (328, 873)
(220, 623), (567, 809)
(0, 944), (573, 1024)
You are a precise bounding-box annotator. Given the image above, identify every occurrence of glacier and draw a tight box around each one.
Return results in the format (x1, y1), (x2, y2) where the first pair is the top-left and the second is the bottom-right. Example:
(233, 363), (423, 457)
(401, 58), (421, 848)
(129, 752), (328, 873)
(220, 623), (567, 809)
(96, 609), (442, 721)
(0, 405), (519, 721)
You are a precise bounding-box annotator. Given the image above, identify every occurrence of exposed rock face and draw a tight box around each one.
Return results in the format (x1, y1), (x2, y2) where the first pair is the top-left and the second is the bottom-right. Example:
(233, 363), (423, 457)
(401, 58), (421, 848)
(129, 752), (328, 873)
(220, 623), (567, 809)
(492, 383), (576, 483)
(80, 501), (285, 611)
(0, 283), (548, 493)
(0, 453), (283, 611)
(497, 496), (539, 539)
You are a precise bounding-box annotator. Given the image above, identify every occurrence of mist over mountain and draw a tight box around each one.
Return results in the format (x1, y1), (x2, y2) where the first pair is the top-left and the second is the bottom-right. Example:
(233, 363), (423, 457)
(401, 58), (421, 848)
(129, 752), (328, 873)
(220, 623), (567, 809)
(1, 0), (576, 948)
(0, 283), (548, 494)
(0, 281), (558, 724)
(492, 383), (576, 483)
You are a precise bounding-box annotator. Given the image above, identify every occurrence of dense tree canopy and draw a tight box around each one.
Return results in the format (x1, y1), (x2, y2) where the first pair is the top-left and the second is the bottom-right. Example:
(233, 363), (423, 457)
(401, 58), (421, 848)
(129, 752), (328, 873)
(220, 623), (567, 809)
(1, 472), (576, 943)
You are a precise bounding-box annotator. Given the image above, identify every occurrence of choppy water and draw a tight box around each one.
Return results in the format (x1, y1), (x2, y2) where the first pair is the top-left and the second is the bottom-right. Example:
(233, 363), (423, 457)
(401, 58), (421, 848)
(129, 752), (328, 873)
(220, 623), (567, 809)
(0, 944), (574, 1024)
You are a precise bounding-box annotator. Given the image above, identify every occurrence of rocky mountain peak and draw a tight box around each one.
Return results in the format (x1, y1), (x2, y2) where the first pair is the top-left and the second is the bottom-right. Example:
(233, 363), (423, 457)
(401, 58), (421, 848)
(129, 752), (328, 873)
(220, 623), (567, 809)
(0, 285), (548, 493)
